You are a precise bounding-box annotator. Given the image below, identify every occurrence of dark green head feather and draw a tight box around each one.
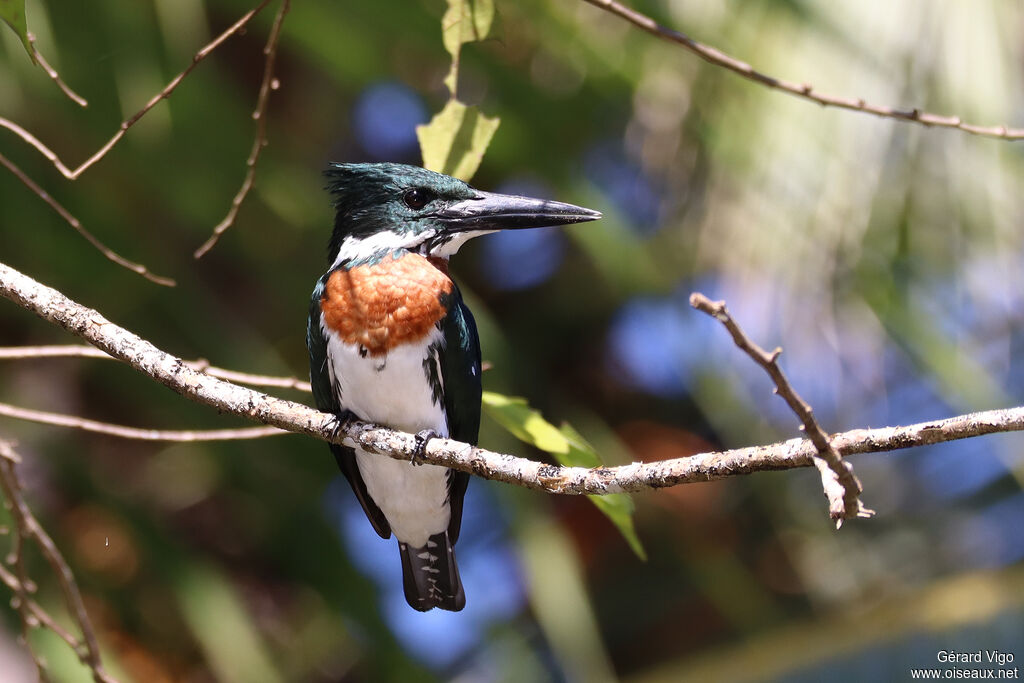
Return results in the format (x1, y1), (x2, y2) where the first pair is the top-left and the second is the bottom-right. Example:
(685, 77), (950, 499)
(323, 163), (477, 265)
(322, 162), (602, 267)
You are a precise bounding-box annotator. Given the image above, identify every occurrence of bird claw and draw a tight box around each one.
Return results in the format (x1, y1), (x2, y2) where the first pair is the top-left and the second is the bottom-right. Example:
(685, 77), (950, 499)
(412, 429), (438, 466)
(329, 410), (357, 441)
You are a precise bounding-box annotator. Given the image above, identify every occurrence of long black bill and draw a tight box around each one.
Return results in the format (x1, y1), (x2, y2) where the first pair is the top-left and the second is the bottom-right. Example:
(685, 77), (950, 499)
(434, 190), (601, 233)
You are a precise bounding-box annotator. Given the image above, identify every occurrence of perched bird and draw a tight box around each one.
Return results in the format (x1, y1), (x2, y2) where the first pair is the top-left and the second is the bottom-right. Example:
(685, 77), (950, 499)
(308, 163), (601, 611)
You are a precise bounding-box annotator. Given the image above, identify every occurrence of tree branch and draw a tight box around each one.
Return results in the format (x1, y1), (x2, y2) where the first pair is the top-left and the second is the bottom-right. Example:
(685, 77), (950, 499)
(0, 0), (280, 286)
(0, 0), (275, 180)
(0, 151), (176, 287)
(580, 0), (1024, 140)
(0, 345), (312, 392)
(27, 33), (88, 108)
(690, 293), (873, 525)
(1, 260), (1024, 500)
(0, 402), (287, 441)
(194, 0), (290, 258)
(0, 440), (117, 683)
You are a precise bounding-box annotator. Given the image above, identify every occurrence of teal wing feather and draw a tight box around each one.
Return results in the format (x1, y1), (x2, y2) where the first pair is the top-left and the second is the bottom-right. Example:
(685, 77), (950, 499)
(307, 274), (391, 539)
(307, 276), (336, 413)
(438, 285), (482, 544)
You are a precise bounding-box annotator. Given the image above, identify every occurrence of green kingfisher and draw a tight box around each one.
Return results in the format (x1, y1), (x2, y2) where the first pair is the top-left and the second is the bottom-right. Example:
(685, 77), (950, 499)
(307, 163), (601, 611)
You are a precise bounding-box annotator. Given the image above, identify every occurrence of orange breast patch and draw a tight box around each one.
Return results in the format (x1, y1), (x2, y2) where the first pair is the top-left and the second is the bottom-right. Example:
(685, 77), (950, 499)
(320, 253), (454, 356)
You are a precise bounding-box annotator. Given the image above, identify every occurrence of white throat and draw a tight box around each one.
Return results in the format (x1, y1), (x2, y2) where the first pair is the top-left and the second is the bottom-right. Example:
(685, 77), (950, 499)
(332, 230), (436, 269)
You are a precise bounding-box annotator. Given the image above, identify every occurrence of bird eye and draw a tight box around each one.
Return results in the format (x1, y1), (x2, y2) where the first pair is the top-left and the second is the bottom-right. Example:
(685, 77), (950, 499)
(403, 188), (431, 210)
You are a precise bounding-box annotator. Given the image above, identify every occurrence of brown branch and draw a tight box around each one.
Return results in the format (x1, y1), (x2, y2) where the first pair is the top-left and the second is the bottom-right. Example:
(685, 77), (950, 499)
(0, 151), (175, 287)
(690, 293), (873, 525)
(1, 259), (1024, 502)
(28, 33), (88, 108)
(194, 0), (290, 259)
(0, 345), (312, 392)
(0, 402), (287, 441)
(0, 0), (275, 180)
(0, 440), (118, 683)
(1, 447), (44, 679)
(580, 0), (1024, 141)
(0, 563), (85, 655)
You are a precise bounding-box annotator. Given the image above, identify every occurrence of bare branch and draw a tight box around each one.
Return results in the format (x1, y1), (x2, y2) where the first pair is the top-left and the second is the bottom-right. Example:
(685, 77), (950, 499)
(0, 152), (176, 287)
(0, 345), (312, 392)
(580, 0), (1024, 141)
(194, 0), (290, 259)
(0, 440), (118, 683)
(2, 259), (1024, 499)
(0, 345), (108, 360)
(690, 293), (873, 525)
(0, 563), (85, 654)
(0, 402), (287, 441)
(0, 0), (275, 179)
(28, 33), (88, 108)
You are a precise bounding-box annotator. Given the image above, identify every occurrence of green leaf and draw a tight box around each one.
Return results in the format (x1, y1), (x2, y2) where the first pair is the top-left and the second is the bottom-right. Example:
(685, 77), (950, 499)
(441, 0), (494, 94)
(481, 391), (570, 454)
(417, 99), (500, 182)
(441, 0), (494, 58)
(0, 0), (33, 60)
(482, 392), (647, 560)
(561, 423), (648, 560)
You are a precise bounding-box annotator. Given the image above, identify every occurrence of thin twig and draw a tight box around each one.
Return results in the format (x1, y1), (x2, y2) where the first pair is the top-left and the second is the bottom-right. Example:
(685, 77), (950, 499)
(690, 293), (873, 525)
(0, 402), (287, 441)
(1, 452), (44, 680)
(0, 440), (118, 683)
(580, 0), (1024, 141)
(0, 0), (275, 179)
(0, 152), (176, 287)
(194, 0), (290, 258)
(27, 33), (88, 108)
(0, 345), (312, 392)
(1, 258), (1023, 499)
(0, 563), (83, 652)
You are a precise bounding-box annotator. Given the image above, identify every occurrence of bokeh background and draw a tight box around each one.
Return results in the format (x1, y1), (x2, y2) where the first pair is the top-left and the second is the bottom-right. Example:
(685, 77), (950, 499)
(1, 0), (1023, 680)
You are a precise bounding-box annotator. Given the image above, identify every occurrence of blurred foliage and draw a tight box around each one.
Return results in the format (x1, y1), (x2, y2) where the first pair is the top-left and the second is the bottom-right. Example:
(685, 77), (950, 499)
(482, 392), (645, 559)
(1, 0), (1024, 681)
(0, 0), (31, 58)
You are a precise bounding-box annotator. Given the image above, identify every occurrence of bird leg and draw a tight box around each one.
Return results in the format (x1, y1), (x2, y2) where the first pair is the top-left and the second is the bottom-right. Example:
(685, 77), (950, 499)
(412, 429), (438, 466)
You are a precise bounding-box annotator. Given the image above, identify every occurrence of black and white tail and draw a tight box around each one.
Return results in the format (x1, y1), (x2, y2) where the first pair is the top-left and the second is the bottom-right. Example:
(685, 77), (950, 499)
(398, 531), (465, 612)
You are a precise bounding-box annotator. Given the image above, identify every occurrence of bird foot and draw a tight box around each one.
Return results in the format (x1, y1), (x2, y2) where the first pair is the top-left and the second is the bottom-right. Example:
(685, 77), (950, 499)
(329, 410), (357, 442)
(412, 429), (438, 466)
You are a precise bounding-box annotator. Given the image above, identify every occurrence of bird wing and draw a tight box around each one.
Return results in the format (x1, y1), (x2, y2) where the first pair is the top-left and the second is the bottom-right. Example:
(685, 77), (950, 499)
(438, 288), (482, 544)
(308, 275), (391, 539)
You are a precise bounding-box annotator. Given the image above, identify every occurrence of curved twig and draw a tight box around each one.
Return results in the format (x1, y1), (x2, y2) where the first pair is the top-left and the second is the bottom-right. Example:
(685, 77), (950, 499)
(0, 152), (175, 286)
(0, 441), (118, 683)
(194, 0), (290, 258)
(690, 293), (873, 525)
(28, 33), (88, 107)
(0, 0), (275, 180)
(0, 345), (312, 392)
(581, 0), (1024, 140)
(0, 402), (286, 441)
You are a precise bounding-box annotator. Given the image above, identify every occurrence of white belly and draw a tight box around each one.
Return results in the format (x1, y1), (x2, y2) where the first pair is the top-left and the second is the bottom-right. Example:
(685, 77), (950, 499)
(324, 324), (451, 547)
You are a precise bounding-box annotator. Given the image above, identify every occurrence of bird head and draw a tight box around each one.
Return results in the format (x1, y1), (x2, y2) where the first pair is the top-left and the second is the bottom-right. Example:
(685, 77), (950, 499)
(323, 162), (601, 267)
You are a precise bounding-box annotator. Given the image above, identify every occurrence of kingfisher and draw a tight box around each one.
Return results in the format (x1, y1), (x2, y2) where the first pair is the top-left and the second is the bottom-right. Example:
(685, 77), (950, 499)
(307, 163), (600, 612)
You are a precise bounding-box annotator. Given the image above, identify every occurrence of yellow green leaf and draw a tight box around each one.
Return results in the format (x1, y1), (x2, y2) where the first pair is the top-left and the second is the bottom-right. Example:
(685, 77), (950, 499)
(482, 392), (647, 560)
(416, 99), (500, 182)
(561, 423), (647, 560)
(441, 0), (494, 58)
(440, 0), (495, 94)
(0, 0), (33, 60)
(481, 391), (570, 454)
